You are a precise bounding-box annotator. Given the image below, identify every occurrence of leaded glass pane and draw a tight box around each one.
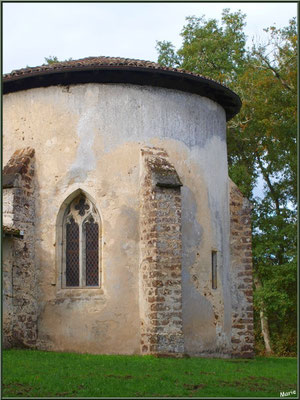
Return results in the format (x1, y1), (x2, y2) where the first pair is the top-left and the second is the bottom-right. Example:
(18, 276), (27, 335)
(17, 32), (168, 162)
(66, 217), (80, 287)
(85, 220), (99, 286)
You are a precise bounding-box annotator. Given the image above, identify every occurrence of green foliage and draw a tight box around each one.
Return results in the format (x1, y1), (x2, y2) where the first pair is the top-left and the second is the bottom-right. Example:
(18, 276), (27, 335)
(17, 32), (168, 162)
(2, 350), (297, 397)
(44, 55), (59, 64)
(156, 12), (297, 356)
(156, 9), (247, 85)
(156, 41), (182, 67)
(44, 56), (73, 64)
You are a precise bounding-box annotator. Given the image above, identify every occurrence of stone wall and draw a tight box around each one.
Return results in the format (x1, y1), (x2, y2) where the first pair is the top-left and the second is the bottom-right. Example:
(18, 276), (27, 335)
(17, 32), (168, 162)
(140, 147), (184, 356)
(3, 188), (14, 227)
(2, 148), (255, 357)
(229, 179), (255, 358)
(2, 237), (14, 348)
(2, 147), (37, 348)
(3, 84), (242, 356)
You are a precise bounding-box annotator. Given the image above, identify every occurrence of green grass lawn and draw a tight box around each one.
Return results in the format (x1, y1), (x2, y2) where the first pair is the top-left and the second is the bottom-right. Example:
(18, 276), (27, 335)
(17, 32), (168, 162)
(2, 349), (298, 398)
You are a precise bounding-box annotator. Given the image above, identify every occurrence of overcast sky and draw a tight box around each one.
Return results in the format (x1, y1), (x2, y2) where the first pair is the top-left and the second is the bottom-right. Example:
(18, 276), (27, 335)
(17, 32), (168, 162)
(3, 2), (298, 74)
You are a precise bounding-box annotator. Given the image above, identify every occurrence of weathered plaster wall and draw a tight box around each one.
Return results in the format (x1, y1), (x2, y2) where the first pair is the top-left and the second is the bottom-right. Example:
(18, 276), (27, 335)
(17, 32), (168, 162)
(3, 83), (233, 355)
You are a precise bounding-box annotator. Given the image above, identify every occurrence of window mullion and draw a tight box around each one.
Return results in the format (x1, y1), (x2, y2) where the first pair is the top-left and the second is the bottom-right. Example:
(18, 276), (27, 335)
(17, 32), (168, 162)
(62, 223), (66, 288)
(62, 195), (100, 289)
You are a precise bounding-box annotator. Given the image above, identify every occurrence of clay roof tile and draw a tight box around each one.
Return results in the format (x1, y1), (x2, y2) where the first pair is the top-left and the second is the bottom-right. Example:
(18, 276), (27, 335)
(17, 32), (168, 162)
(3, 56), (241, 120)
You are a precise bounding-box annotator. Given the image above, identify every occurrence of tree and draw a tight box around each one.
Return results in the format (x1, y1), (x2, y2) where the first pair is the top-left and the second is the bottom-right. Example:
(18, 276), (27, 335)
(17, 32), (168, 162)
(44, 55), (59, 64)
(157, 9), (247, 85)
(44, 56), (72, 64)
(156, 11), (297, 355)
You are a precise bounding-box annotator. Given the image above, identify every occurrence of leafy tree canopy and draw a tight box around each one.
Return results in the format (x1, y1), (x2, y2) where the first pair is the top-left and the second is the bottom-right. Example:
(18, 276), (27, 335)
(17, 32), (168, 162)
(44, 56), (72, 64)
(156, 10), (297, 355)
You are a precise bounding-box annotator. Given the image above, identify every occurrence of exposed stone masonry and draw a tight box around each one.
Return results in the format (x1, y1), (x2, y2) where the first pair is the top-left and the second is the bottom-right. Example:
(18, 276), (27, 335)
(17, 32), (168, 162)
(2, 148), (255, 357)
(229, 179), (255, 358)
(2, 147), (37, 348)
(139, 147), (184, 356)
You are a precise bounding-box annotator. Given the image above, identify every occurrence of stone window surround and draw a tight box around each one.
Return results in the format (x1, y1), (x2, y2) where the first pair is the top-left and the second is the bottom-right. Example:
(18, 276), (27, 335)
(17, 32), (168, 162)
(56, 189), (102, 291)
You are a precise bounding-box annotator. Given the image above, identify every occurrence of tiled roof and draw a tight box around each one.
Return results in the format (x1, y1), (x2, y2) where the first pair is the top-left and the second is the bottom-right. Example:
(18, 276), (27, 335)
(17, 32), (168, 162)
(3, 56), (241, 120)
(2, 147), (35, 188)
(2, 173), (19, 188)
(3, 226), (24, 238)
(3, 56), (219, 82)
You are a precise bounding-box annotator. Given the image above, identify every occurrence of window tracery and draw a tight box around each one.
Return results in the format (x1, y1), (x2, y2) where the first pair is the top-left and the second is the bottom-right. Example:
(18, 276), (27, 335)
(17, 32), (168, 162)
(62, 194), (100, 288)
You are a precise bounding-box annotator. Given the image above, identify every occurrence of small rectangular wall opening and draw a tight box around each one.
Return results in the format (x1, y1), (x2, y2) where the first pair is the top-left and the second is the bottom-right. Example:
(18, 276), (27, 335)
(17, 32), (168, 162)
(212, 251), (217, 289)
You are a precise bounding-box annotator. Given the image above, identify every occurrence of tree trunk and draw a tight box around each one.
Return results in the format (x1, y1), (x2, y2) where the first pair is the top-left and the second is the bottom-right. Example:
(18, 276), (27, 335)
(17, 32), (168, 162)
(254, 277), (273, 355)
(259, 308), (273, 354)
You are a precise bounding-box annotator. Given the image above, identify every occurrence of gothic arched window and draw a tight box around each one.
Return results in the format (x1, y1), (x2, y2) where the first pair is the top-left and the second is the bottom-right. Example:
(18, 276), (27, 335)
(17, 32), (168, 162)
(62, 194), (101, 288)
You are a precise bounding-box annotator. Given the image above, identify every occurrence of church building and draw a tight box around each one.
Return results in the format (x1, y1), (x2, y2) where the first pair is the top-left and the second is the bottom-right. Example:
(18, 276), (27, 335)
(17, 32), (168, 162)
(2, 57), (254, 358)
